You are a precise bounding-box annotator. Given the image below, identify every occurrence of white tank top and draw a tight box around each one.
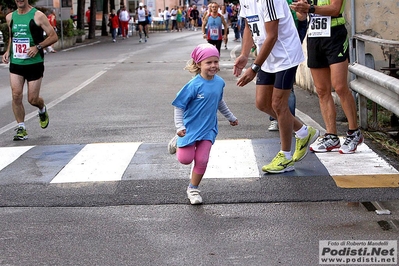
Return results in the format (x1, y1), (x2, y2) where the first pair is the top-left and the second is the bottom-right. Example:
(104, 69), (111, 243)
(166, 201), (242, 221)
(137, 8), (146, 22)
(219, 11), (228, 29)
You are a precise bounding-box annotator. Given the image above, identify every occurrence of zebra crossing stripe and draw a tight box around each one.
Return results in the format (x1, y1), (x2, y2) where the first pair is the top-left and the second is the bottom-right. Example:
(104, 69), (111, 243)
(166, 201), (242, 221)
(0, 139), (398, 186)
(315, 137), (399, 188)
(0, 146), (35, 171)
(315, 137), (399, 176)
(202, 139), (260, 179)
(50, 142), (142, 183)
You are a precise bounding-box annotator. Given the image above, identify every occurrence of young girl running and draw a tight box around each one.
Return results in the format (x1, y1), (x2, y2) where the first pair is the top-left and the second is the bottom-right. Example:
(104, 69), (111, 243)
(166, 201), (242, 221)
(171, 43), (238, 205)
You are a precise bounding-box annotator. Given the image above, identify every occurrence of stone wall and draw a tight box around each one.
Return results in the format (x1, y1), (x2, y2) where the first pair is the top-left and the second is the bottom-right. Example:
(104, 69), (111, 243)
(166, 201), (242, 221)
(53, 36), (76, 50)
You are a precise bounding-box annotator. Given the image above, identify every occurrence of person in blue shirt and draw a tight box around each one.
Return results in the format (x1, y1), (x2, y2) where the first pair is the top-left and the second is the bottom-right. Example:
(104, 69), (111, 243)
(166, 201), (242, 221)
(170, 43), (238, 205)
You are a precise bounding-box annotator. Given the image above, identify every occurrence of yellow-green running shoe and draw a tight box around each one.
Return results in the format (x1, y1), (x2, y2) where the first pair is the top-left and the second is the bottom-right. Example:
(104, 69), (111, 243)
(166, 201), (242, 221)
(38, 106), (49, 129)
(13, 126), (28, 141)
(292, 126), (319, 162)
(262, 151), (295, 173)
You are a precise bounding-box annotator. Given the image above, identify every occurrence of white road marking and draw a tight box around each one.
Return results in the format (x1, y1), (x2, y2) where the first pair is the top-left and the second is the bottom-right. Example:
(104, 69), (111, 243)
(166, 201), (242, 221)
(0, 71), (107, 136)
(202, 139), (260, 179)
(315, 137), (399, 176)
(0, 146), (35, 171)
(0, 139), (398, 184)
(50, 142), (141, 183)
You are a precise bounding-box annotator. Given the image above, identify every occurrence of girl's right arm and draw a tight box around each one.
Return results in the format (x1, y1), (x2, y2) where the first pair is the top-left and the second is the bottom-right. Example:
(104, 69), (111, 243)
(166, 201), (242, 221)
(174, 107), (186, 136)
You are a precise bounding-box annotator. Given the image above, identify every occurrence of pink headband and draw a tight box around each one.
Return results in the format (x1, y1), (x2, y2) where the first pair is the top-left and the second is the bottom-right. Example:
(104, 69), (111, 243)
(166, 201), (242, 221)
(191, 43), (220, 63)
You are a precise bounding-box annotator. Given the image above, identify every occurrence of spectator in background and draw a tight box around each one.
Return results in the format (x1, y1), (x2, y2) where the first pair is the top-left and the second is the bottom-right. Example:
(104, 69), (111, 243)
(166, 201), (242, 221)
(158, 8), (164, 24)
(176, 6), (183, 32)
(46, 9), (57, 53)
(116, 8), (122, 37)
(230, 8), (240, 41)
(189, 5), (199, 31)
(85, 6), (90, 25)
(183, 6), (189, 29)
(226, 2), (233, 16)
(170, 6), (178, 32)
(109, 9), (119, 42)
(119, 6), (130, 39)
(163, 7), (171, 32)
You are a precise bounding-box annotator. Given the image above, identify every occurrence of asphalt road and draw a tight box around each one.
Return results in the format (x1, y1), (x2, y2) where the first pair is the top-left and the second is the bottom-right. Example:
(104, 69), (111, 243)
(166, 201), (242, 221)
(0, 30), (398, 265)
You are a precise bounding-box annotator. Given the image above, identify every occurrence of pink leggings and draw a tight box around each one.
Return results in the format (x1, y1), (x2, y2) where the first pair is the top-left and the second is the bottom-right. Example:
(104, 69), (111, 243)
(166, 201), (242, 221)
(176, 140), (212, 175)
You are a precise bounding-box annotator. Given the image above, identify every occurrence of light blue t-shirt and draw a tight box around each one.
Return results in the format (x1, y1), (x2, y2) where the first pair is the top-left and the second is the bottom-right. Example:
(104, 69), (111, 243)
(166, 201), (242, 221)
(172, 74), (225, 147)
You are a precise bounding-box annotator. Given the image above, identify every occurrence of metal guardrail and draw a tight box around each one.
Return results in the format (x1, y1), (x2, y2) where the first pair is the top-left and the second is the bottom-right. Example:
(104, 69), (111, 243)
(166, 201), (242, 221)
(349, 34), (399, 130)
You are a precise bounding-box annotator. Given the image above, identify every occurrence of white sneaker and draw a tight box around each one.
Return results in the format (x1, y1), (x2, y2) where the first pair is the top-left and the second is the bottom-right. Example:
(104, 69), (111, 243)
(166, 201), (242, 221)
(168, 135), (178, 154)
(310, 134), (341, 152)
(339, 129), (364, 154)
(187, 188), (202, 205)
(268, 120), (279, 131)
(139, 38), (142, 43)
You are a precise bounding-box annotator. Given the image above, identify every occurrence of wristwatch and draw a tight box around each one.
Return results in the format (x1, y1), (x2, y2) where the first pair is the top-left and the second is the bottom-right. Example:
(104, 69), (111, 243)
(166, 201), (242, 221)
(251, 63), (261, 73)
(36, 44), (43, 50)
(308, 4), (315, 13)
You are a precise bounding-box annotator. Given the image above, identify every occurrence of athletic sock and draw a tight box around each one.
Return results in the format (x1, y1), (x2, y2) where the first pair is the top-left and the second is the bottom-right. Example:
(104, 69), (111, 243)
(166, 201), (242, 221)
(282, 151), (292, 160)
(188, 183), (198, 189)
(295, 125), (308, 139)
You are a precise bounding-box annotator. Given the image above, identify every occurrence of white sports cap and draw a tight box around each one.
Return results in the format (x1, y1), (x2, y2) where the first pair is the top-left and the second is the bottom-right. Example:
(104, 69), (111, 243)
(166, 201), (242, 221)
(139, 2), (144, 6)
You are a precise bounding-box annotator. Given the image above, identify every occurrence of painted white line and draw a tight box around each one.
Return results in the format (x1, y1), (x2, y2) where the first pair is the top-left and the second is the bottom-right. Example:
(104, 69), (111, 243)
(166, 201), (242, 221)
(202, 139), (260, 179)
(315, 137), (399, 176)
(50, 142), (141, 183)
(0, 71), (107, 136)
(0, 146), (34, 171)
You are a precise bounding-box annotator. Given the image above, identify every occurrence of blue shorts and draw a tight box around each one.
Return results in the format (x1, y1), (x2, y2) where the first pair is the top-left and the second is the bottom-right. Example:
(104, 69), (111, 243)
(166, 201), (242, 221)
(10, 62), (44, 82)
(256, 66), (298, 90)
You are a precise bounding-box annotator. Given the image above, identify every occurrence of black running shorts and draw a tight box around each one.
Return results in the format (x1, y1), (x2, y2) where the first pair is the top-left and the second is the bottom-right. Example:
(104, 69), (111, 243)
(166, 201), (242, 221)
(10, 62), (44, 82)
(307, 25), (349, 68)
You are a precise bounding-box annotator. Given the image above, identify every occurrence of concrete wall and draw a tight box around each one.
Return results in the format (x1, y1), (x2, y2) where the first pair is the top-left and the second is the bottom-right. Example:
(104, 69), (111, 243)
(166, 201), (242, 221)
(296, 0), (399, 93)
(347, 0), (399, 69)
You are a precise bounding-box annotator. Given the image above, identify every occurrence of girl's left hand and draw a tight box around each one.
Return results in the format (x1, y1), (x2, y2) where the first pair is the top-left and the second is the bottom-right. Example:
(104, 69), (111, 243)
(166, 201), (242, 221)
(230, 120), (238, 126)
